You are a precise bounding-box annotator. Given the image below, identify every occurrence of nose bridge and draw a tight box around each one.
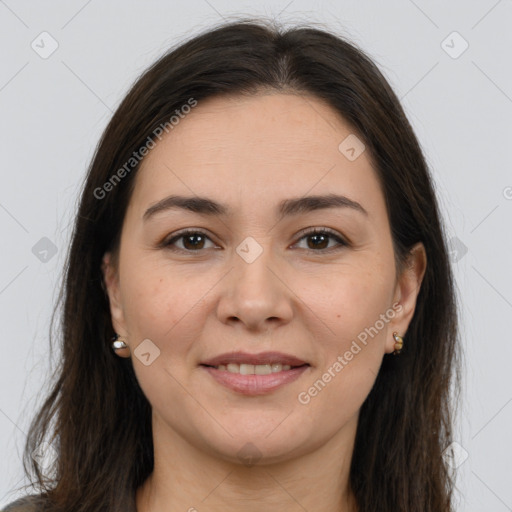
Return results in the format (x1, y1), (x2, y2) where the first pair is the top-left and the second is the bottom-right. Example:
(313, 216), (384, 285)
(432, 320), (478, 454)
(235, 236), (275, 293)
(217, 235), (292, 329)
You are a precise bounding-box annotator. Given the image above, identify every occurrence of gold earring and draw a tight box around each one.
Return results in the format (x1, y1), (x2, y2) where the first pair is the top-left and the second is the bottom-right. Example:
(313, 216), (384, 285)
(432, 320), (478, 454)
(392, 332), (403, 355)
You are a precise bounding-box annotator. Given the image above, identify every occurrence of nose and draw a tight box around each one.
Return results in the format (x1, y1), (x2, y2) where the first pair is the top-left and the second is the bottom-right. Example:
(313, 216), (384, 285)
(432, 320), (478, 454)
(215, 240), (294, 332)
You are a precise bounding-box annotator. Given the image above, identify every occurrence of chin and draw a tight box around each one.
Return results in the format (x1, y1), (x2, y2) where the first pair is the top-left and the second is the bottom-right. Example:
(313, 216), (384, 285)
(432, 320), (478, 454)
(214, 438), (308, 467)
(197, 422), (315, 466)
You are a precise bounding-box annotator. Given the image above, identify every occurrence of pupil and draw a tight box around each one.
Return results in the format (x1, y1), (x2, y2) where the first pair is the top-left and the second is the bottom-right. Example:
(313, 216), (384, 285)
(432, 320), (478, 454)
(309, 234), (328, 249)
(181, 233), (330, 251)
(185, 234), (204, 250)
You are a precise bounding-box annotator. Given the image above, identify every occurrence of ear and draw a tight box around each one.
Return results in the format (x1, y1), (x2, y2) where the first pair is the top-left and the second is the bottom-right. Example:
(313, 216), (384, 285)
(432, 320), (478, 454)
(386, 242), (427, 354)
(102, 252), (130, 357)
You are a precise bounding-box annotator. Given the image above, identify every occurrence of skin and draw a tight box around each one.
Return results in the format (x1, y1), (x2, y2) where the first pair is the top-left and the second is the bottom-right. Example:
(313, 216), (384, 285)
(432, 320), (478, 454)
(102, 92), (427, 512)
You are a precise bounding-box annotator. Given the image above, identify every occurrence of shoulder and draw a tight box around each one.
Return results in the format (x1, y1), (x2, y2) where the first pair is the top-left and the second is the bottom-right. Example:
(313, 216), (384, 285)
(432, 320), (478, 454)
(2, 494), (42, 512)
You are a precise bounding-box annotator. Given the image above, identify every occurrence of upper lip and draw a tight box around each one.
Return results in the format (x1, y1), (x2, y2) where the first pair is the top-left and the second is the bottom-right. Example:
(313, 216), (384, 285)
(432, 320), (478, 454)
(200, 351), (309, 367)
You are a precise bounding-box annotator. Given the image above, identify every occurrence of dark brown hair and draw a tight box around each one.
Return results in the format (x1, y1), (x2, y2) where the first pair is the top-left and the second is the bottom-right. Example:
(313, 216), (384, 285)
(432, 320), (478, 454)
(10, 17), (462, 512)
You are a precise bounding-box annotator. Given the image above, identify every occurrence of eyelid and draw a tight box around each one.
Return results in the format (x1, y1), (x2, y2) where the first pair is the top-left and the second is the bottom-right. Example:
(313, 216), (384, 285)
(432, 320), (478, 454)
(161, 226), (349, 253)
(290, 228), (348, 254)
(160, 228), (220, 250)
(292, 226), (348, 247)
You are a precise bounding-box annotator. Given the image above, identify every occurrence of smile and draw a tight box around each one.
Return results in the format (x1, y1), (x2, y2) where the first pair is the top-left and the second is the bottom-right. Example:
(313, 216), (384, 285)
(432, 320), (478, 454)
(200, 363), (310, 395)
(204, 362), (300, 374)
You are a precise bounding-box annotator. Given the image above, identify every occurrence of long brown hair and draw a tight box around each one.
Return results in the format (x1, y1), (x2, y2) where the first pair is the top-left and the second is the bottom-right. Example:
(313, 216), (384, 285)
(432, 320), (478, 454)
(11, 17), (462, 512)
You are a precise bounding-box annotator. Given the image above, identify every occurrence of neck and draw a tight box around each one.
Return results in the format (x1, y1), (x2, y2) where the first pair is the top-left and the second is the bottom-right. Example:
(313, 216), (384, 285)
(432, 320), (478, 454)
(135, 412), (359, 512)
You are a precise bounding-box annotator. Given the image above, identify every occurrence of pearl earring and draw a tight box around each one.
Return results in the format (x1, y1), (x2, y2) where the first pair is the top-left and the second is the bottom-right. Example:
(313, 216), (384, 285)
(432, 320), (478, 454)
(111, 333), (128, 351)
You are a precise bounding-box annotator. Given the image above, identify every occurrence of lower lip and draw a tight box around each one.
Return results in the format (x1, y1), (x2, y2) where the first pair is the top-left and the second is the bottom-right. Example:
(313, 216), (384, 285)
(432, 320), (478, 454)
(200, 365), (310, 395)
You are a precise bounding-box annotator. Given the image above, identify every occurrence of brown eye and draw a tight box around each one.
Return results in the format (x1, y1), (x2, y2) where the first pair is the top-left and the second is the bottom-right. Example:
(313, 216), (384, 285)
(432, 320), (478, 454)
(294, 228), (347, 252)
(162, 227), (347, 254)
(163, 230), (216, 252)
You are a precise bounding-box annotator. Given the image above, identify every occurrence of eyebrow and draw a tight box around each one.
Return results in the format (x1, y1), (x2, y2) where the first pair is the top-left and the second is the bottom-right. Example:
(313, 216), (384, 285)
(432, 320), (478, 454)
(143, 193), (368, 222)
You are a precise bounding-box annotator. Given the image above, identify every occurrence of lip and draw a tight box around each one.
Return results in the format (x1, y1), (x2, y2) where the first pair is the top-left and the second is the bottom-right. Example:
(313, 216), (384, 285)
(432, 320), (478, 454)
(200, 351), (308, 367)
(201, 364), (310, 395)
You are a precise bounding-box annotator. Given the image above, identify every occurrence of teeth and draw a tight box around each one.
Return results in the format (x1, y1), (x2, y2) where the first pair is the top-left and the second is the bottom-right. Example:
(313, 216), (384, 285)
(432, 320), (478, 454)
(254, 364), (272, 375)
(215, 363), (293, 374)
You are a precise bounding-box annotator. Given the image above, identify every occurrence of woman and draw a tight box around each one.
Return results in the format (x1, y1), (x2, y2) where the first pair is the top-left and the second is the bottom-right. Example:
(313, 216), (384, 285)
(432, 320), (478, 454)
(3, 18), (461, 512)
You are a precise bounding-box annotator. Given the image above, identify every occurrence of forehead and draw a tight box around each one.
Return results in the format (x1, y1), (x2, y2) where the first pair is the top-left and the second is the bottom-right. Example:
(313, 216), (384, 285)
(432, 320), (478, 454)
(143, 92), (360, 165)
(128, 92), (384, 219)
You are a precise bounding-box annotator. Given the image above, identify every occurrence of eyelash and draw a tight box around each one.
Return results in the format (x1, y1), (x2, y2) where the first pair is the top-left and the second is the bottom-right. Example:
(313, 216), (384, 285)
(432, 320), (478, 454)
(161, 227), (348, 254)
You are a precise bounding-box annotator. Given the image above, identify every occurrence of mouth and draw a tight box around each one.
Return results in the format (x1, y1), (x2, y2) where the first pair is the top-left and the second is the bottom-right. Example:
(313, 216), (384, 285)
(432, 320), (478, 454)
(200, 362), (309, 374)
(200, 350), (309, 368)
(199, 351), (311, 395)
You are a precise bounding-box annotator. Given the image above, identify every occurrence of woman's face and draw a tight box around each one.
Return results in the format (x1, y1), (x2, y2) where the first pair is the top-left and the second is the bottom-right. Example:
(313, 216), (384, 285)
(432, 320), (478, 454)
(103, 92), (425, 465)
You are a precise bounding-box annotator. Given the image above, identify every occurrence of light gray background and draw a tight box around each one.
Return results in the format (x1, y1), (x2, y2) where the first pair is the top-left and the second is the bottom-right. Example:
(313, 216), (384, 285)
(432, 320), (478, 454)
(1, 1), (511, 510)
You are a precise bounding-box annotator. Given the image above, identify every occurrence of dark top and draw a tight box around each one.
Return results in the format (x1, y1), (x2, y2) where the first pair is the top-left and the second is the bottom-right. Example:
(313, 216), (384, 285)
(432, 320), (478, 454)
(2, 495), (40, 512)
(2, 494), (139, 512)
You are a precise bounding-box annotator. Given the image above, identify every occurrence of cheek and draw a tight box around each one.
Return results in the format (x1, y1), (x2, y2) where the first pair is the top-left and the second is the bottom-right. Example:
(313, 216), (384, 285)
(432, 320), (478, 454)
(298, 278), (390, 425)
(301, 255), (394, 403)
(119, 260), (220, 373)
(119, 266), (203, 405)
(122, 276), (168, 336)
(120, 258), (196, 335)
(313, 258), (394, 340)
